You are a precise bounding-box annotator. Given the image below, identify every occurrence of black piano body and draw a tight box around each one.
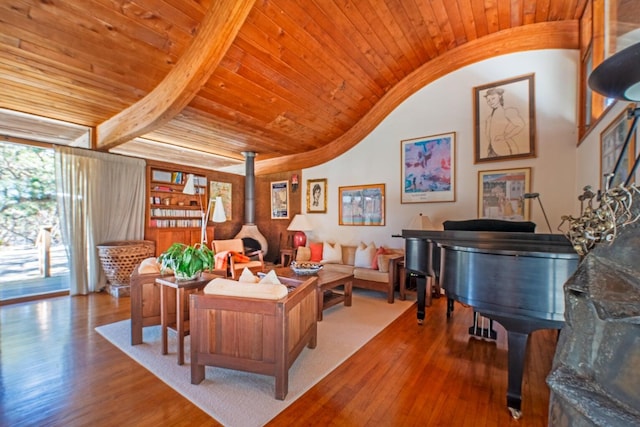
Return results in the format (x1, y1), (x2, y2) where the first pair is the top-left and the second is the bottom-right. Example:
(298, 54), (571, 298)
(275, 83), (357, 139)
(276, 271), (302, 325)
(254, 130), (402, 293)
(402, 229), (580, 418)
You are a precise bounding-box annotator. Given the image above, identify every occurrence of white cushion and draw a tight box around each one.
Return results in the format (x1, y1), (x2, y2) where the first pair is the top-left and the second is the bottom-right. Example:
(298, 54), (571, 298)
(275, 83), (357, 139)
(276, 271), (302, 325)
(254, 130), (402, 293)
(321, 242), (342, 264)
(138, 257), (161, 274)
(354, 242), (376, 268)
(204, 278), (288, 300)
(258, 270), (282, 285)
(238, 267), (259, 283)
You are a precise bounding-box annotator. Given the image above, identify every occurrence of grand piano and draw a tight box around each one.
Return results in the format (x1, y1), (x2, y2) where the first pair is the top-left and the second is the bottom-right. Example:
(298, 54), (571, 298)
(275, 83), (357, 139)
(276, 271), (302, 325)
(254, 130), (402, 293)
(401, 229), (580, 419)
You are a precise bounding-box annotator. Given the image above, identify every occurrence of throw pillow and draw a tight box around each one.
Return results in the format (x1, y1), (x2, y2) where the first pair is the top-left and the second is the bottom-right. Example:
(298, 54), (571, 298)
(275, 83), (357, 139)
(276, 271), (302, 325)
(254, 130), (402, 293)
(354, 242), (376, 268)
(238, 267), (259, 283)
(296, 246), (311, 261)
(309, 242), (323, 262)
(371, 247), (388, 270)
(377, 254), (392, 273)
(258, 269), (282, 285)
(322, 242), (342, 263)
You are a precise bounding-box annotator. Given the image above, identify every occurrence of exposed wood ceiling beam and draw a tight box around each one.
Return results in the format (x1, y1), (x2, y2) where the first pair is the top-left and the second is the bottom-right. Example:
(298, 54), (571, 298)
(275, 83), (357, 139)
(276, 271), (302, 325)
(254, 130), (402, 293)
(254, 21), (579, 175)
(96, 0), (256, 151)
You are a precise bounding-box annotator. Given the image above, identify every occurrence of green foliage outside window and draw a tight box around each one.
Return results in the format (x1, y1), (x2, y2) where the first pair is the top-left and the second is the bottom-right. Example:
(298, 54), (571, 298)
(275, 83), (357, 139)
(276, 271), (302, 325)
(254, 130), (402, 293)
(0, 142), (59, 247)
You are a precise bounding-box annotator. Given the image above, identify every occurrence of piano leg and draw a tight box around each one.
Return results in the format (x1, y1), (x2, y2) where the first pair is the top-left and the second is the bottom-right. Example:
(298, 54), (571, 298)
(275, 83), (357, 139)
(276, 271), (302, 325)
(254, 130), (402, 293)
(416, 275), (425, 324)
(506, 330), (528, 420)
(479, 312), (564, 419)
(446, 297), (454, 318)
(414, 275), (432, 325)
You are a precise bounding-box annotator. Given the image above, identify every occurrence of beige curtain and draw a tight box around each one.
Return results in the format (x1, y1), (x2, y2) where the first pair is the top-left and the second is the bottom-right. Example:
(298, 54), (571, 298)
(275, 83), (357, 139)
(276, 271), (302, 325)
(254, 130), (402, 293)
(54, 146), (146, 295)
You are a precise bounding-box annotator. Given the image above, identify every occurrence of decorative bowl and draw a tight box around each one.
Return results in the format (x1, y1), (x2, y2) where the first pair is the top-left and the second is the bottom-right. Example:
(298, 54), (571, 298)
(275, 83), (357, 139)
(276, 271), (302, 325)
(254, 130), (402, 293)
(290, 261), (323, 275)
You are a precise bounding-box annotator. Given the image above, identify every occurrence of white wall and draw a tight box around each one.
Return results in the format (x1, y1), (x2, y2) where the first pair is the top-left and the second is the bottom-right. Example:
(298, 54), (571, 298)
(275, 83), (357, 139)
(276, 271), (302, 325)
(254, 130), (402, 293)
(301, 49), (580, 248)
(575, 101), (638, 208)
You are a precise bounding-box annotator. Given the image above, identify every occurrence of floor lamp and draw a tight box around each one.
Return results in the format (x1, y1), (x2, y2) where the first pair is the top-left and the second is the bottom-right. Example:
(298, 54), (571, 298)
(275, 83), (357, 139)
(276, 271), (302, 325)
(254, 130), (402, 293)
(203, 196), (227, 244)
(183, 174), (206, 244)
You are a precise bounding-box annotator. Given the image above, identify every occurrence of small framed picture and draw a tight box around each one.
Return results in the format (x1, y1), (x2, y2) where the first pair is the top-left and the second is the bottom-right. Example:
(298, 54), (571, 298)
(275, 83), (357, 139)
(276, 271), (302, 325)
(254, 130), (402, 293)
(307, 178), (327, 213)
(270, 180), (289, 219)
(600, 104), (636, 190)
(339, 183), (385, 226)
(478, 167), (531, 221)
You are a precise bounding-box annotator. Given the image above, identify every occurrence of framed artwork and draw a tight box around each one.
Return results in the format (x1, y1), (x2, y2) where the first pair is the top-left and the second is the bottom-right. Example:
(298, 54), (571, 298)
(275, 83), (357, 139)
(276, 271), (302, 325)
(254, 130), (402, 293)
(474, 74), (536, 163)
(338, 183), (385, 226)
(209, 181), (232, 220)
(401, 132), (456, 203)
(307, 178), (327, 213)
(270, 180), (289, 219)
(478, 167), (531, 221)
(600, 104), (636, 190)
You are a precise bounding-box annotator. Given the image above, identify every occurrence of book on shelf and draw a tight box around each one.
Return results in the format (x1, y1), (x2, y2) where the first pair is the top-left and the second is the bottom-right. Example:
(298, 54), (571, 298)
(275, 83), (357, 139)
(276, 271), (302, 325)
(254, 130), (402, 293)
(171, 171), (184, 184)
(149, 218), (202, 228)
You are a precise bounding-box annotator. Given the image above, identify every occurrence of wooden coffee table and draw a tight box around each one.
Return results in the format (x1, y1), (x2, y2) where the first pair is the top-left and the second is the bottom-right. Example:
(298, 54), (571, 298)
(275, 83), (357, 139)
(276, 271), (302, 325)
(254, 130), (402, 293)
(271, 268), (353, 321)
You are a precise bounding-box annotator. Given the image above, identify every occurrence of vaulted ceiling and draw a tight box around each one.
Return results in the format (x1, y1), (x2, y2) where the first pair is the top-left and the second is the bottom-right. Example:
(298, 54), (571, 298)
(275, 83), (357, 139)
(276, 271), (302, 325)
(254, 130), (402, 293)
(0, 0), (585, 175)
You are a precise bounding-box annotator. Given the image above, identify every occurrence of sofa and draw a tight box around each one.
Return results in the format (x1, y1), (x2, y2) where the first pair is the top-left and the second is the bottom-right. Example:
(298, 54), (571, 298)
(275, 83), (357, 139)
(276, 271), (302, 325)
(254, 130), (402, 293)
(190, 275), (318, 400)
(295, 241), (404, 303)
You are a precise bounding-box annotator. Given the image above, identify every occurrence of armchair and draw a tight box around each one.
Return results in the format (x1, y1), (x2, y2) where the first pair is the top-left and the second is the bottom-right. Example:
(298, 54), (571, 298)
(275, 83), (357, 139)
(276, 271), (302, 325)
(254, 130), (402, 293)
(211, 238), (264, 279)
(190, 275), (318, 399)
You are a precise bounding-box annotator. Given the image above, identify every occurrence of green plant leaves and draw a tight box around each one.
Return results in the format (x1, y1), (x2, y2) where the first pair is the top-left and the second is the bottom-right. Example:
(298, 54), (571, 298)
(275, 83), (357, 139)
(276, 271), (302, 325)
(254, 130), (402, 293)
(159, 242), (214, 279)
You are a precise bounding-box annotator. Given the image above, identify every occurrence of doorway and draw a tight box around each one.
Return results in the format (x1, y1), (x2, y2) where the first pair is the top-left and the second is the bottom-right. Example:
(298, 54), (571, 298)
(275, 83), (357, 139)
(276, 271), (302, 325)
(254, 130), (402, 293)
(0, 142), (69, 304)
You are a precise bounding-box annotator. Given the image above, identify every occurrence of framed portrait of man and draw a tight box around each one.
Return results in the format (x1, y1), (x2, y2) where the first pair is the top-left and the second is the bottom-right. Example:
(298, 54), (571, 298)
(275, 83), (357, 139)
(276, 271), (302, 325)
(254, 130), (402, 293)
(307, 178), (327, 213)
(474, 74), (536, 163)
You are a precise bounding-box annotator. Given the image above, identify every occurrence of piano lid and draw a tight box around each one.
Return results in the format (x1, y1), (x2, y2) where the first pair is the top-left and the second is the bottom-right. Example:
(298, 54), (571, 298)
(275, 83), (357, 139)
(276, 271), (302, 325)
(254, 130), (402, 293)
(401, 229), (579, 256)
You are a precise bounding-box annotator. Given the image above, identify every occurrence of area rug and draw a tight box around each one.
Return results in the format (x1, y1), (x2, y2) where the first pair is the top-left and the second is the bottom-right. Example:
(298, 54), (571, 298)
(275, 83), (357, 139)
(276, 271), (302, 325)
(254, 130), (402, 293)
(96, 290), (413, 427)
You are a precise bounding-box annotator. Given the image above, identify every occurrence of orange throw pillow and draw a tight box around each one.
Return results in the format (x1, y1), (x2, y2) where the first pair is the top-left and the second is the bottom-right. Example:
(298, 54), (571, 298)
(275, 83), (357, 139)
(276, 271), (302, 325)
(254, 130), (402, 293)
(232, 252), (250, 263)
(309, 242), (323, 262)
(371, 247), (388, 270)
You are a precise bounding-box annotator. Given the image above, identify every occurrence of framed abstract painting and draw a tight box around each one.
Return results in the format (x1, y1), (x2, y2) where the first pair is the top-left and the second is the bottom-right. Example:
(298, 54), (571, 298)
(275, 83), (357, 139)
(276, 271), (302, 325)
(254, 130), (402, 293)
(401, 132), (455, 203)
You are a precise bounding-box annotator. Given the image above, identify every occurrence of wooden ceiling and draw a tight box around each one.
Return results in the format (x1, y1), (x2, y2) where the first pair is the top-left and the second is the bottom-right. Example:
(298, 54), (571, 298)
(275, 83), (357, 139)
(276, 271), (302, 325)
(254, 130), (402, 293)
(0, 0), (585, 175)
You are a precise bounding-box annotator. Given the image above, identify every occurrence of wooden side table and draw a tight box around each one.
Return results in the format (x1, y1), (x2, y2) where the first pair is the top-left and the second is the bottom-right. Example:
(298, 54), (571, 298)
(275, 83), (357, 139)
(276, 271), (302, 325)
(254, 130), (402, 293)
(157, 271), (224, 365)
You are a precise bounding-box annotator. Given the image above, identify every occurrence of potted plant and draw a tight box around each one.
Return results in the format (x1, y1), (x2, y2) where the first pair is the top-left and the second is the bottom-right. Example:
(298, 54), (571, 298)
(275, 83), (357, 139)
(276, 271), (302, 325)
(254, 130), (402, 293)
(158, 243), (215, 281)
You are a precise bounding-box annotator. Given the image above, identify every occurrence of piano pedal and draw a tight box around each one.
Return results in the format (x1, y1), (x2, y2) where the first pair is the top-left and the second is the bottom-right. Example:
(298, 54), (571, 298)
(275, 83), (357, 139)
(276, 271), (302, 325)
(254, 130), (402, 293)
(468, 312), (497, 340)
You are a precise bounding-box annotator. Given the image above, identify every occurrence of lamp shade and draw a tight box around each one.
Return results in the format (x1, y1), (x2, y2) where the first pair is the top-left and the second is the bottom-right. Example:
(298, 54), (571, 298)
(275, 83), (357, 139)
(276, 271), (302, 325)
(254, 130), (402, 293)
(588, 42), (640, 101)
(212, 196), (227, 223)
(287, 214), (313, 231)
(182, 173), (196, 195)
(408, 213), (435, 230)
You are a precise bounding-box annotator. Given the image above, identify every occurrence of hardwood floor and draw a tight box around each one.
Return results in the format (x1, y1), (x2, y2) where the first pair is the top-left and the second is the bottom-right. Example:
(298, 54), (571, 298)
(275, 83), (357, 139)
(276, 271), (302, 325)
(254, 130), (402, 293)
(0, 292), (557, 426)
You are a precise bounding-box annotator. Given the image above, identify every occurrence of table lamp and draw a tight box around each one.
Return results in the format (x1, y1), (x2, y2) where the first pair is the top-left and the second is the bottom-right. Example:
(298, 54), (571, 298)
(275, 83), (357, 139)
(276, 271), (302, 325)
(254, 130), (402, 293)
(407, 213), (436, 230)
(287, 214), (313, 248)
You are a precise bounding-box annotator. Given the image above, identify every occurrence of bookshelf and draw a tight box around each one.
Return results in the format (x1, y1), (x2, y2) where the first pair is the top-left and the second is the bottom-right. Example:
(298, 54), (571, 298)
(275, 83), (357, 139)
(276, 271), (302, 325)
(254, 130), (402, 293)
(145, 166), (213, 256)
